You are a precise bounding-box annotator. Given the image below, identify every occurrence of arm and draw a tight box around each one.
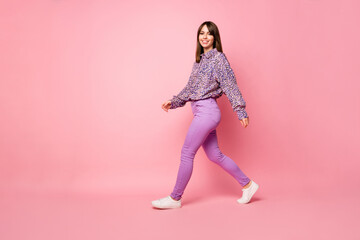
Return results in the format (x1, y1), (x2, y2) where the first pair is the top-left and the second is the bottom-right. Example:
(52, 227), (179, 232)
(168, 86), (188, 109)
(168, 62), (197, 109)
(215, 53), (248, 120)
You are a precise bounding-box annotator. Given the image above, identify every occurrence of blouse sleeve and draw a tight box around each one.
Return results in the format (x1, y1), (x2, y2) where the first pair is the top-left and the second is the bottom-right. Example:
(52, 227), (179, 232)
(168, 86), (188, 109)
(215, 53), (248, 120)
(168, 62), (196, 109)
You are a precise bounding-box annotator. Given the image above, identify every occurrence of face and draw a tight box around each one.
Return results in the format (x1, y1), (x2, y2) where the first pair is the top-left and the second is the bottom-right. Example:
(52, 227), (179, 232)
(198, 25), (214, 52)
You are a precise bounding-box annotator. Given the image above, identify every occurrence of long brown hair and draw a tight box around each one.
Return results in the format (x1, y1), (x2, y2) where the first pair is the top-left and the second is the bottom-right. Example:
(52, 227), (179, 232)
(195, 21), (223, 63)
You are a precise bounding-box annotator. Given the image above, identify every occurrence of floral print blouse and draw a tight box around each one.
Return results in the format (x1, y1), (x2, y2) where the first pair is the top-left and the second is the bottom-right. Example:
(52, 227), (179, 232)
(168, 48), (248, 120)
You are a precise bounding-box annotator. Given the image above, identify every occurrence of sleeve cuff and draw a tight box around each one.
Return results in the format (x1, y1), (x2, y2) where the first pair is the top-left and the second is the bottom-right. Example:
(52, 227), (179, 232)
(236, 108), (248, 120)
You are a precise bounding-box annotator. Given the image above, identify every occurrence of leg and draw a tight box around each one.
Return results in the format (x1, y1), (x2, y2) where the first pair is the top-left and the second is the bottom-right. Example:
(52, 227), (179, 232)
(202, 129), (251, 187)
(170, 116), (218, 201)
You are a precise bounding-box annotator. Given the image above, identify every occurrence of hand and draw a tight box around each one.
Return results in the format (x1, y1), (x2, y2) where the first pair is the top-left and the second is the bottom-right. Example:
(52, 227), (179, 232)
(240, 117), (249, 128)
(162, 100), (171, 112)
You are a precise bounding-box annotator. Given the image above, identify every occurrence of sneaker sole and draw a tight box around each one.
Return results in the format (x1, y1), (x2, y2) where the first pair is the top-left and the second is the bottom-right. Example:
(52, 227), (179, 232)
(151, 201), (181, 209)
(152, 204), (181, 209)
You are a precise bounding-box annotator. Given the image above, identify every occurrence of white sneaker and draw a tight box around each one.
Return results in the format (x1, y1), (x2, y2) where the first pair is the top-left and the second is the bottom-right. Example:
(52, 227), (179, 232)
(151, 196), (181, 209)
(237, 180), (259, 204)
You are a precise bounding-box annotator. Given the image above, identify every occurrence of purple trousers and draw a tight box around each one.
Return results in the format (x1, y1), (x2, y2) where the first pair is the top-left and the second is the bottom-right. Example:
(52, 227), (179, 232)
(170, 97), (251, 201)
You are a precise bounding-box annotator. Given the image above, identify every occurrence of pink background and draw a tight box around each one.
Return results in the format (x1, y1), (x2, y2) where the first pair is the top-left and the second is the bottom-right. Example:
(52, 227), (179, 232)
(1, 0), (359, 239)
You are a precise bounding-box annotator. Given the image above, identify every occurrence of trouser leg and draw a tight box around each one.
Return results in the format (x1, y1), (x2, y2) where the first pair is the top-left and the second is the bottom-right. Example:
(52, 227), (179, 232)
(202, 129), (251, 187)
(170, 116), (218, 200)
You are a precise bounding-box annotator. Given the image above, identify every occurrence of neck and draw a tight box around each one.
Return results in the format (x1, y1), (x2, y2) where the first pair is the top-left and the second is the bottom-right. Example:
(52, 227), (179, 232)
(203, 46), (214, 53)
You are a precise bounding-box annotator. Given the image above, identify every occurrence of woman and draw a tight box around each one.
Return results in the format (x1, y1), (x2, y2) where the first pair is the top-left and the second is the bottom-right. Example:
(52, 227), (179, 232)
(152, 21), (259, 209)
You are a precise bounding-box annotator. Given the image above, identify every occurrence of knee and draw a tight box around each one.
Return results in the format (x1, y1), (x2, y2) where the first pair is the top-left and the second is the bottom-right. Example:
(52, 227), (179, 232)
(205, 149), (224, 163)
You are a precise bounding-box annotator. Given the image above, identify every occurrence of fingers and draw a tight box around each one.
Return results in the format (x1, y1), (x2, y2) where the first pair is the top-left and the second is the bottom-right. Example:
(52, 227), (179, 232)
(244, 118), (249, 128)
(240, 118), (249, 128)
(161, 101), (170, 112)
